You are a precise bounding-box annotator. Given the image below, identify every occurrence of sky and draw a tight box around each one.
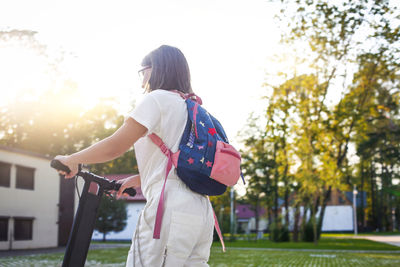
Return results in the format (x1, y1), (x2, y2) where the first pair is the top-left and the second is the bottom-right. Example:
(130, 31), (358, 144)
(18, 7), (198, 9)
(0, 0), (283, 148)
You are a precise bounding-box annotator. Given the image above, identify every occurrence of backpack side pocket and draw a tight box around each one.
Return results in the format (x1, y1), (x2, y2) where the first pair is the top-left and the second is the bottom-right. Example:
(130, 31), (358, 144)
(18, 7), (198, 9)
(210, 141), (241, 186)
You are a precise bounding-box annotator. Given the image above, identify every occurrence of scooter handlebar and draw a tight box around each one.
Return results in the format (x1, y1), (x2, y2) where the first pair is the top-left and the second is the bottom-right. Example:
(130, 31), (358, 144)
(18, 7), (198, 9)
(50, 159), (136, 197)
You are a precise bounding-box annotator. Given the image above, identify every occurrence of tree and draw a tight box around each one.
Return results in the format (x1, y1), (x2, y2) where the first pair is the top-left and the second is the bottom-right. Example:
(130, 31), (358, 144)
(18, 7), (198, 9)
(0, 29), (138, 176)
(95, 195), (127, 241)
(239, 114), (275, 238)
(272, 0), (400, 239)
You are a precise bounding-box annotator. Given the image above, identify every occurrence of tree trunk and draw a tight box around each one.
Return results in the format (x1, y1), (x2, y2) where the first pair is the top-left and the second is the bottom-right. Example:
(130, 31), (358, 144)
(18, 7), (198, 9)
(311, 201), (318, 245)
(386, 164), (394, 231)
(300, 205), (308, 241)
(370, 163), (377, 230)
(360, 159), (365, 232)
(255, 199), (260, 240)
(102, 232), (106, 242)
(293, 203), (300, 242)
(274, 183), (279, 223)
(382, 164), (390, 231)
(267, 205), (272, 232)
(284, 186), (289, 228)
(378, 189), (383, 231)
(316, 186), (331, 240)
(273, 143), (279, 223)
(396, 205), (400, 231)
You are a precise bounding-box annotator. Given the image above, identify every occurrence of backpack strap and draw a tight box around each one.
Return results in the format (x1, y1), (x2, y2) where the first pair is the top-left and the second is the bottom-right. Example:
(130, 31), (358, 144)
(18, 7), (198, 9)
(172, 90), (203, 105)
(149, 133), (226, 252)
(172, 90), (201, 138)
(207, 196), (226, 252)
(148, 133), (174, 239)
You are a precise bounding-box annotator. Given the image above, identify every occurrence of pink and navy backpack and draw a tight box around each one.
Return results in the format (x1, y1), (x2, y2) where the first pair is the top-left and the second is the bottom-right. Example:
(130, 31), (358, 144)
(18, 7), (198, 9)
(149, 91), (244, 251)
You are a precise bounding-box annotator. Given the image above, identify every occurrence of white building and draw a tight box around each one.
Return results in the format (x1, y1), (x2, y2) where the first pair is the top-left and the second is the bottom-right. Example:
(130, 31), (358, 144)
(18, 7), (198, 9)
(281, 205), (354, 232)
(0, 146), (147, 250)
(238, 189), (356, 233)
(0, 146), (60, 250)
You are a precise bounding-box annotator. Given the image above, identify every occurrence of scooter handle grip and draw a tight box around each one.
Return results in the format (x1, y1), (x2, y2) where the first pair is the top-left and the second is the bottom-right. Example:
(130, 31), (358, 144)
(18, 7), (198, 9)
(114, 183), (137, 197)
(51, 159), (71, 174)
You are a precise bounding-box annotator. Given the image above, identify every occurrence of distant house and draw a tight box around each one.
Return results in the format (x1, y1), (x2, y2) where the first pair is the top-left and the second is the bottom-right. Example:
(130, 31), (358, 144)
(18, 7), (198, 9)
(0, 146), (61, 250)
(237, 189), (362, 233)
(91, 174), (146, 241)
(285, 189), (359, 232)
(236, 204), (267, 234)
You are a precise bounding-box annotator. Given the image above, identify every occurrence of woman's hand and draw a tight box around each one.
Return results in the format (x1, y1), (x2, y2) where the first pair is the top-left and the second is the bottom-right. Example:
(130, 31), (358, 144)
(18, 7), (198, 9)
(117, 174), (141, 199)
(54, 155), (79, 179)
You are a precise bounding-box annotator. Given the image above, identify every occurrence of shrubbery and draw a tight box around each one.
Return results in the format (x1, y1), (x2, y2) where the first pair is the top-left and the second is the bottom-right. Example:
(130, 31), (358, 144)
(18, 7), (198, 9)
(269, 222), (290, 242)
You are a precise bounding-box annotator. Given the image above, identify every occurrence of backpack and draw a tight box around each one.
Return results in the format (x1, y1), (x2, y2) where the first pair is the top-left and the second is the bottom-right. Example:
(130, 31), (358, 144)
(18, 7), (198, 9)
(148, 91), (244, 251)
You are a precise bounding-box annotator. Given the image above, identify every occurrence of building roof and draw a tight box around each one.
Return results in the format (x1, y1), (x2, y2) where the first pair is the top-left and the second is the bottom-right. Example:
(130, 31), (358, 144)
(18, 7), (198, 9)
(236, 204), (266, 219)
(103, 174), (146, 202)
(345, 191), (367, 206)
(0, 145), (51, 160)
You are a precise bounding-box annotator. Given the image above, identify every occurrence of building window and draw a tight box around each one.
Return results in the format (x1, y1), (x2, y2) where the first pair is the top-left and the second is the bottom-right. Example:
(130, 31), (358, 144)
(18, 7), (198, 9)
(16, 166), (35, 190)
(0, 217), (9, 241)
(14, 218), (33, 240)
(0, 162), (11, 188)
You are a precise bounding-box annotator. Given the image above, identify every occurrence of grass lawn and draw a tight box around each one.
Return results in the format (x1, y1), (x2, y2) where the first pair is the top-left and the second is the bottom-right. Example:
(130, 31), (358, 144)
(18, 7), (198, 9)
(209, 248), (400, 267)
(215, 237), (400, 251)
(1, 238), (399, 266)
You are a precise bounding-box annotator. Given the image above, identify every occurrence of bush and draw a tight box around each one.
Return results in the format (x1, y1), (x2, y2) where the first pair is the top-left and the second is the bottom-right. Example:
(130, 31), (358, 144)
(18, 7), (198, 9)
(301, 220), (320, 242)
(269, 222), (290, 242)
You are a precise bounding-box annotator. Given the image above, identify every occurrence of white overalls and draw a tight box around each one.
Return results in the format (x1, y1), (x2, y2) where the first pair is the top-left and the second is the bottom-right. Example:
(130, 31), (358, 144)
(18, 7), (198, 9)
(126, 90), (215, 267)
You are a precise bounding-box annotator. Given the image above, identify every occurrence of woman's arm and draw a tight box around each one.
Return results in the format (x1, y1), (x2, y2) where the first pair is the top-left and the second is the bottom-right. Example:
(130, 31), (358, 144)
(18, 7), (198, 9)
(55, 117), (147, 178)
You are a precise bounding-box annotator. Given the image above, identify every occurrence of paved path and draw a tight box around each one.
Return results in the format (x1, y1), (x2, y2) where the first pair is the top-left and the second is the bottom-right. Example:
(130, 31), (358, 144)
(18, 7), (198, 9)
(0, 243), (130, 258)
(356, 235), (400, 247)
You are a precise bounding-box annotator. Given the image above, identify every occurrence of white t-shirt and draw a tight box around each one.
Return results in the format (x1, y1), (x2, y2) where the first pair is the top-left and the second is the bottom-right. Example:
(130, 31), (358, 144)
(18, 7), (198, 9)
(128, 89), (188, 201)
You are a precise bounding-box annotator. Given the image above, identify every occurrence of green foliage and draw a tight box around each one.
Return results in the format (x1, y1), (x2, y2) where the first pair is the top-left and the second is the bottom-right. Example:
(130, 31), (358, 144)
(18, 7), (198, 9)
(238, 0), (400, 241)
(302, 220), (321, 243)
(269, 221), (290, 242)
(94, 195), (127, 241)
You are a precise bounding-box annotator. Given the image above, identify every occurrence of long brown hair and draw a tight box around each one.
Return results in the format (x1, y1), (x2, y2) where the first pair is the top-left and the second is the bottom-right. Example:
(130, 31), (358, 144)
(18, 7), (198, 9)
(141, 45), (192, 93)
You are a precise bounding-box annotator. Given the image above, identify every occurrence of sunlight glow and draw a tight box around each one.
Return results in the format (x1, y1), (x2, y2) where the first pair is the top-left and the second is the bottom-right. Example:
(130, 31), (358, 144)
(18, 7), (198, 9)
(0, 0), (282, 144)
(0, 46), (49, 105)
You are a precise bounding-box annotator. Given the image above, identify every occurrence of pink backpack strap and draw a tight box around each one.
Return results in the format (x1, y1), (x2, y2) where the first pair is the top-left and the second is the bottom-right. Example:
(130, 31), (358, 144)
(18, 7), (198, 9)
(172, 90), (203, 105)
(149, 133), (226, 252)
(207, 196), (226, 252)
(149, 133), (173, 239)
(172, 90), (200, 138)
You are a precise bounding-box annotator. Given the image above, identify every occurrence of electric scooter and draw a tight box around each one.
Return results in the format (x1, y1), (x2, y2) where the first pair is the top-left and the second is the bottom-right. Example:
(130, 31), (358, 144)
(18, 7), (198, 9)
(50, 159), (136, 267)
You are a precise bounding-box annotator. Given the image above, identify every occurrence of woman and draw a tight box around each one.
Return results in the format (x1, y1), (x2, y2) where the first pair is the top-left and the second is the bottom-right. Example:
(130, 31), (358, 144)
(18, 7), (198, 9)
(55, 45), (214, 267)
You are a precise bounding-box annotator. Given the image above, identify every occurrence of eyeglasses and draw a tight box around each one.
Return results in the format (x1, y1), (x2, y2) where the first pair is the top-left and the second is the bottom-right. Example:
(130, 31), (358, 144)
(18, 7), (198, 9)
(138, 66), (151, 79)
